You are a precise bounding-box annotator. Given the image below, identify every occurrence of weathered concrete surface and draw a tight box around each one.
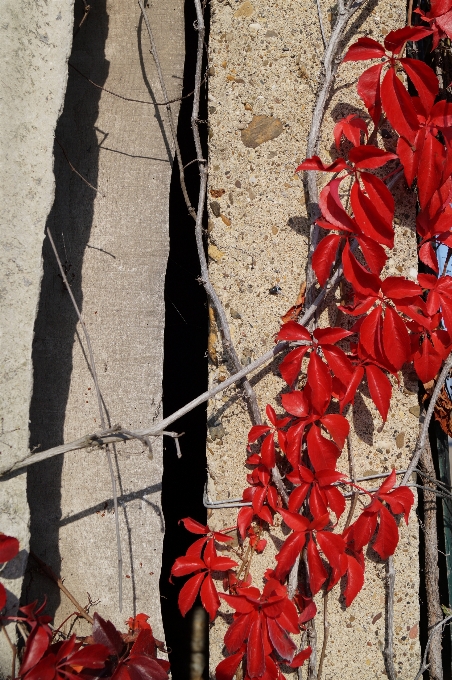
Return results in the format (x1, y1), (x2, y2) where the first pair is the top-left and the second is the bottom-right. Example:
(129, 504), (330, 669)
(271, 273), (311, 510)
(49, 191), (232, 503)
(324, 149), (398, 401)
(25, 0), (184, 643)
(0, 0), (74, 673)
(207, 0), (420, 678)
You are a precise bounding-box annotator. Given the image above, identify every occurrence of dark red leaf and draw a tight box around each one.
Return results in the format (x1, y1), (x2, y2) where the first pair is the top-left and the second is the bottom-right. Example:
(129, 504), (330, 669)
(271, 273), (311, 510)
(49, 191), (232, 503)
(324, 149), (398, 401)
(216, 648), (245, 680)
(290, 647), (312, 668)
(125, 655), (169, 680)
(319, 414), (349, 449)
(200, 574), (220, 621)
(307, 424), (340, 472)
(178, 572), (206, 617)
(312, 234), (341, 287)
(279, 346), (309, 386)
(384, 26), (432, 54)
(237, 507), (254, 540)
(382, 306), (410, 370)
(296, 156), (348, 173)
(381, 276), (421, 300)
(247, 612), (266, 678)
(358, 235), (387, 275)
(307, 352), (332, 414)
(399, 58), (438, 112)
(171, 556), (206, 578)
(266, 617), (297, 661)
(342, 241), (380, 296)
(92, 613), (124, 656)
(67, 644), (110, 668)
(0, 535), (19, 563)
(343, 553), (365, 606)
(307, 538), (328, 595)
(351, 180), (394, 248)
(261, 433), (276, 469)
(319, 178), (356, 231)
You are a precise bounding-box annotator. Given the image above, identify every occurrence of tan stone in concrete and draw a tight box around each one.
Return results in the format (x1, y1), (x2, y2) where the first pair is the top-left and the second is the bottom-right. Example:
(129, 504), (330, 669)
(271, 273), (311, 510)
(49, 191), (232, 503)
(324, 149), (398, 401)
(207, 0), (420, 677)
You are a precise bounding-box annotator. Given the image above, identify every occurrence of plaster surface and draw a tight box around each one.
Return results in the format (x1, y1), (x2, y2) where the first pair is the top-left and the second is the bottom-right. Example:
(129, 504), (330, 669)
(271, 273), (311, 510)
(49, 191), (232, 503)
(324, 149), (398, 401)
(0, 0), (74, 674)
(24, 0), (184, 645)
(206, 1), (420, 677)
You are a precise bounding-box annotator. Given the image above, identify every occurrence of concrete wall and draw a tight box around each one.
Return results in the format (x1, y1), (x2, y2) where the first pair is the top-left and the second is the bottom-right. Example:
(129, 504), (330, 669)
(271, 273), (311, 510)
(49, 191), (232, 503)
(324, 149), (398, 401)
(206, 1), (420, 677)
(0, 0), (74, 673)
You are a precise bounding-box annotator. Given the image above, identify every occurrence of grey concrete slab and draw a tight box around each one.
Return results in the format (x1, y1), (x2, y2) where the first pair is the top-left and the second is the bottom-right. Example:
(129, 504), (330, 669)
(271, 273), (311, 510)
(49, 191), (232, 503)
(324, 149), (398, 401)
(24, 0), (184, 642)
(0, 0), (74, 674)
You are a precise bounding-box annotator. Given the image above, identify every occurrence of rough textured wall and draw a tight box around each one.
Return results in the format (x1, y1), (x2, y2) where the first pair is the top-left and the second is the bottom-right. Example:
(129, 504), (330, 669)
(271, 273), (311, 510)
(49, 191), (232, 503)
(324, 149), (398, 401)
(0, 0), (74, 674)
(206, 0), (420, 677)
(24, 0), (185, 641)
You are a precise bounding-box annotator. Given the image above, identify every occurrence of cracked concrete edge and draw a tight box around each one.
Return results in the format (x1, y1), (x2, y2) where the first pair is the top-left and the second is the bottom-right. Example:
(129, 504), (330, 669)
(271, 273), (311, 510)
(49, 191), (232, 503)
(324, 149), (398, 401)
(0, 0), (74, 673)
(206, 0), (420, 677)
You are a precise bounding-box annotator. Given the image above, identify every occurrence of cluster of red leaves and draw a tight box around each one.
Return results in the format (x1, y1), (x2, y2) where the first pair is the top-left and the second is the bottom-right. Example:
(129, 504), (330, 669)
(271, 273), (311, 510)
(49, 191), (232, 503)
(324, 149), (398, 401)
(169, 23), (452, 680)
(0, 533), (20, 610)
(0, 575), (168, 680)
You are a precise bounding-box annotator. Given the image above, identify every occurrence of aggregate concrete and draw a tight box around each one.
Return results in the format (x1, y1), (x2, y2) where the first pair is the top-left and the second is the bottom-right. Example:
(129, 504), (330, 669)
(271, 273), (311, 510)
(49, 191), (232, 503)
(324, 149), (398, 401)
(206, 1), (420, 677)
(0, 0), (74, 674)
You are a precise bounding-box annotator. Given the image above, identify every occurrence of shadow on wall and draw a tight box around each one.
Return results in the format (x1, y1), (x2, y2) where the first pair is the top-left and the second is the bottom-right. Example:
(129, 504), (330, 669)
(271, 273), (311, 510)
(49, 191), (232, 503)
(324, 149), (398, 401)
(23, 0), (109, 614)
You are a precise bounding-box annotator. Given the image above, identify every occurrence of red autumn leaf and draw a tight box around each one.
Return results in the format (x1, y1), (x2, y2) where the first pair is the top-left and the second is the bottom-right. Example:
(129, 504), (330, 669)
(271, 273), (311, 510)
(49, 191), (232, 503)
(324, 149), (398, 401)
(296, 156), (348, 173)
(334, 114), (368, 149)
(290, 647), (312, 668)
(92, 613), (124, 656)
(200, 574), (221, 621)
(0, 534), (19, 563)
(248, 425), (271, 443)
(350, 179), (394, 248)
(306, 424), (341, 472)
(343, 553), (365, 606)
(399, 58), (438, 112)
(216, 648), (245, 680)
(180, 517), (210, 534)
(384, 26), (432, 54)
(279, 345), (310, 386)
(342, 241), (380, 296)
(348, 145), (397, 169)
(307, 352), (332, 414)
(313, 327), (354, 345)
(365, 365), (392, 422)
(380, 276), (421, 300)
(343, 37), (386, 61)
(381, 67), (419, 144)
(307, 537), (328, 595)
(312, 234), (341, 286)
(372, 504), (399, 559)
(382, 305), (410, 370)
(277, 321), (311, 342)
(357, 63), (384, 124)
(319, 178), (356, 231)
(178, 572), (206, 617)
(319, 414), (350, 449)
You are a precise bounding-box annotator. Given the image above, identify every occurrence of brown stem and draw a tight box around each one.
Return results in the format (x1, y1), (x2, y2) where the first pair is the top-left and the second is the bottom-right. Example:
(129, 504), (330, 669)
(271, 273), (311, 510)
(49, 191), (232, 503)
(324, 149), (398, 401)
(384, 556), (396, 680)
(317, 591), (329, 679)
(420, 437), (444, 679)
(30, 551), (94, 625)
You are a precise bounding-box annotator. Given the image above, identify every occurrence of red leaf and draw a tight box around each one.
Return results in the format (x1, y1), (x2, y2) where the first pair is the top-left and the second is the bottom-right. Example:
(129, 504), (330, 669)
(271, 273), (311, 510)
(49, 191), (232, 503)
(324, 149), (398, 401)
(397, 135), (418, 187)
(357, 63), (384, 124)
(382, 306), (410, 370)
(312, 234), (341, 287)
(261, 433), (276, 469)
(278, 508), (310, 533)
(200, 574), (220, 621)
(296, 156), (348, 173)
(0, 584), (6, 611)
(92, 613), (124, 656)
(248, 425), (271, 443)
(0, 535), (19, 563)
(342, 241), (380, 296)
(419, 241), (439, 273)
(413, 336), (443, 383)
(384, 26), (432, 54)
(399, 58), (438, 112)
(313, 327), (353, 345)
(358, 235), (387, 275)
(130, 628), (156, 656)
(247, 613), (266, 678)
(224, 615), (253, 653)
(316, 531), (346, 569)
(216, 649), (245, 680)
(180, 518), (209, 535)
(321, 344), (354, 384)
(349, 145), (397, 169)
(350, 511), (378, 551)
(20, 625), (52, 676)
(171, 556), (206, 578)
(275, 531), (307, 580)
(281, 390), (309, 418)
(381, 487), (414, 524)
(343, 553), (365, 606)
(351, 180), (394, 248)
(277, 321), (311, 342)
(237, 506), (254, 540)
(307, 538), (328, 595)
(340, 366), (364, 411)
(67, 644), (110, 668)
(209, 556), (239, 571)
(334, 115), (368, 149)
(124, 655), (169, 680)
(360, 173), (395, 241)
(307, 424), (340, 472)
(365, 365), (392, 422)
(319, 179), (356, 231)
(373, 505), (399, 559)
(319, 414), (349, 449)
(343, 37), (386, 61)
(381, 276), (421, 300)
(266, 617), (297, 661)
(381, 68), (419, 144)
(307, 352), (332, 414)
(417, 133), (446, 209)
(178, 572), (206, 617)
(290, 647), (312, 668)
(279, 346), (309, 386)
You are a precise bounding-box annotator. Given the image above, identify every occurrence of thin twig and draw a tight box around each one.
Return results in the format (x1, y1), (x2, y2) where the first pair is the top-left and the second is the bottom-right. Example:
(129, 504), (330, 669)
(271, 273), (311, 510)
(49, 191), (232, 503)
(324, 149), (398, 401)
(68, 62), (205, 107)
(344, 432), (358, 529)
(30, 552), (94, 625)
(138, 0), (196, 219)
(55, 138), (101, 194)
(401, 351), (452, 486)
(1, 264), (345, 477)
(317, 591), (329, 680)
(384, 556), (396, 680)
(315, 0), (328, 48)
(46, 227), (123, 612)
(414, 615), (452, 680)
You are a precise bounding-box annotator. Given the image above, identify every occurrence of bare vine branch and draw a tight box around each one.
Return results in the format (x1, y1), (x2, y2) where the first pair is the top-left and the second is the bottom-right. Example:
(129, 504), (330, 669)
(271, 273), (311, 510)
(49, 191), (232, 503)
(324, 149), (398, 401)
(414, 615), (452, 680)
(384, 556), (396, 680)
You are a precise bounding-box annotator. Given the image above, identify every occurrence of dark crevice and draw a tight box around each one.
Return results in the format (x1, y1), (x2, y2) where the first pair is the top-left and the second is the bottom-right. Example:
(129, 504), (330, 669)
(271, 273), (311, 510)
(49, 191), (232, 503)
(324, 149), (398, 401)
(160, 1), (210, 679)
